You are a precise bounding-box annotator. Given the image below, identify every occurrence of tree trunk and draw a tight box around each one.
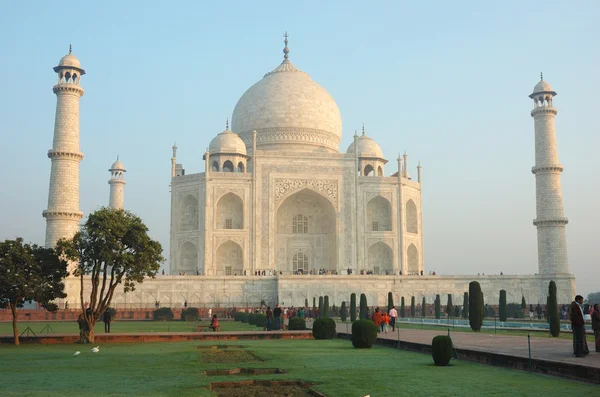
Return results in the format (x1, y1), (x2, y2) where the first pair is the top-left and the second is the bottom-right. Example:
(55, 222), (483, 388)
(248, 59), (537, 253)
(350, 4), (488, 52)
(10, 302), (19, 346)
(80, 320), (96, 344)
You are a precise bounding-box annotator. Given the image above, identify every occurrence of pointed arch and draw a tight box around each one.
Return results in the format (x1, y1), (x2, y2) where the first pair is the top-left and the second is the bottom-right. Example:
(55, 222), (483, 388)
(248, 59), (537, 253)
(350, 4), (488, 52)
(212, 161), (219, 172)
(364, 164), (374, 176)
(179, 241), (197, 275)
(406, 199), (418, 234)
(216, 192), (243, 229)
(216, 240), (243, 276)
(237, 162), (245, 173)
(407, 243), (419, 275)
(222, 160), (234, 172)
(292, 252), (309, 273)
(367, 195), (392, 231)
(368, 242), (393, 274)
(179, 195), (198, 231)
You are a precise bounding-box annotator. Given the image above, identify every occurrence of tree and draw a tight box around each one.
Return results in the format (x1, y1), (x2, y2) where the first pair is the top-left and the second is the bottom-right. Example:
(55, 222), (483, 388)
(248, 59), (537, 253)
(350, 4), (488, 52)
(400, 297), (405, 318)
(305, 298), (309, 308)
(434, 295), (441, 319)
(318, 296), (324, 318)
(350, 293), (357, 322)
(57, 208), (163, 343)
(462, 292), (469, 319)
(586, 291), (600, 304)
(359, 293), (368, 320)
(469, 281), (483, 331)
(387, 292), (394, 313)
(313, 297), (316, 313)
(548, 281), (560, 337)
(0, 238), (68, 345)
(410, 296), (416, 317)
(340, 301), (348, 321)
(521, 295), (526, 311)
(499, 290), (507, 321)
(446, 294), (453, 317)
(421, 297), (426, 317)
(323, 295), (330, 318)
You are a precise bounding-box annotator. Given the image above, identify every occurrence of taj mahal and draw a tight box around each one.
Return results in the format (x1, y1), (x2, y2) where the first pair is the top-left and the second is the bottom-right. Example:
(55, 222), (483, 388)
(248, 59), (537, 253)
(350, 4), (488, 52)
(44, 37), (575, 308)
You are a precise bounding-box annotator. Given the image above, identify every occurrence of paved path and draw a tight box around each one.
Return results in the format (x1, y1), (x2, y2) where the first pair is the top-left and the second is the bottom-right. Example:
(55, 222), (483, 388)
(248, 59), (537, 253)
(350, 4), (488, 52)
(335, 322), (600, 369)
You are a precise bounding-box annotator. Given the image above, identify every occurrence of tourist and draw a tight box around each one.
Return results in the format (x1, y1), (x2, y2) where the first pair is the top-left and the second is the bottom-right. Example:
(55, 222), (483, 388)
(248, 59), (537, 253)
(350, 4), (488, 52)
(103, 309), (112, 333)
(299, 307), (305, 319)
(389, 305), (398, 332)
(570, 295), (589, 357)
(592, 303), (600, 352)
(273, 304), (282, 330)
(209, 314), (219, 332)
(266, 306), (273, 330)
(382, 311), (390, 332)
(371, 307), (383, 333)
(208, 308), (212, 319)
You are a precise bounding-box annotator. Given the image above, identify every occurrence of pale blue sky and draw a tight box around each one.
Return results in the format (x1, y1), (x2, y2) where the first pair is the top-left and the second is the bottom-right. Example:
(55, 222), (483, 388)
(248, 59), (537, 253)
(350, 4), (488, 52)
(1, 1), (597, 297)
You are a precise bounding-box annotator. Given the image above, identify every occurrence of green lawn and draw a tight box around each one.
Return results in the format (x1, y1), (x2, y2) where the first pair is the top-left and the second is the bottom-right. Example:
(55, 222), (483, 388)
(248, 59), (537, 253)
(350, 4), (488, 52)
(0, 320), (260, 335)
(0, 339), (596, 396)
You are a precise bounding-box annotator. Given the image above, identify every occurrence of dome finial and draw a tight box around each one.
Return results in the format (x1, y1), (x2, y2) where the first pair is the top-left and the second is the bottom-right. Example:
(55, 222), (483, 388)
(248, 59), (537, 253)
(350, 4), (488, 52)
(69, 44), (72, 54)
(283, 31), (290, 60)
(540, 72), (543, 81)
(116, 155), (119, 161)
(362, 123), (365, 136)
(226, 117), (229, 130)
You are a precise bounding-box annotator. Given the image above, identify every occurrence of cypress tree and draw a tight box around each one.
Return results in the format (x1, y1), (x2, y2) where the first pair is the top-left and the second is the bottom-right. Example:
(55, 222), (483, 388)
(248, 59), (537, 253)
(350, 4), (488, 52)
(359, 293), (368, 320)
(400, 297), (405, 318)
(340, 301), (347, 321)
(446, 294), (453, 317)
(421, 297), (426, 317)
(350, 293), (357, 322)
(434, 294), (441, 319)
(469, 281), (483, 331)
(323, 296), (330, 318)
(548, 281), (560, 337)
(462, 292), (469, 319)
(499, 290), (507, 321)
(387, 292), (394, 313)
(313, 297), (316, 313)
(410, 296), (416, 317)
(305, 298), (309, 308)
(521, 295), (526, 310)
(318, 296), (324, 318)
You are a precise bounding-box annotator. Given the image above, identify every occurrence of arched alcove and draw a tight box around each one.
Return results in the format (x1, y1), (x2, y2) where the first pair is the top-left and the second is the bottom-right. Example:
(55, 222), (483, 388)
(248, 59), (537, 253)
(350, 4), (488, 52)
(368, 242), (393, 274)
(406, 199), (418, 234)
(216, 241), (243, 276)
(179, 242), (197, 275)
(216, 193), (243, 229)
(179, 195), (199, 231)
(367, 196), (392, 231)
(407, 243), (419, 275)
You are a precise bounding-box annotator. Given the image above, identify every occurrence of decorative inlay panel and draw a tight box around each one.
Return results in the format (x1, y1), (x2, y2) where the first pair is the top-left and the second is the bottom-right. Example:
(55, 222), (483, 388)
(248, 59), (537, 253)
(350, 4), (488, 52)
(274, 179), (338, 209)
(215, 187), (245, 200)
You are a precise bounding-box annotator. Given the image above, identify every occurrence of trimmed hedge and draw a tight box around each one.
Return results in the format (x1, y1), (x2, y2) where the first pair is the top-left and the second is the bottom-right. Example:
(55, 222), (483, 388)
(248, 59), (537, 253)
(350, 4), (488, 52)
(359, 294), (368, 320)
(462, 292), (469, 319)
(434, 295), (441, 319)
(180, 307), (199, 322)
(351, 319), (377, 348)
(237, 312), (250, 323)
(289, 317), (307, 330)
(350, 293), (357, 322)
(312, 318), (337, 339)
(469, 281), (483, 331)
(153, 307), (174, 321)
(254, 313), (267, 328)
(340, 302), (347, 322)
(499, 290), (507, 321)
(248, 313), (256, 325)
(548, 280), (560, 337)
(432, 335), (453, 366)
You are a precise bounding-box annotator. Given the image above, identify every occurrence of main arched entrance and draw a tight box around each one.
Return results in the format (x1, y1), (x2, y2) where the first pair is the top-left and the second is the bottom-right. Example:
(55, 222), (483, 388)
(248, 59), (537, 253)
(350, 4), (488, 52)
(275, 188), (337, 273)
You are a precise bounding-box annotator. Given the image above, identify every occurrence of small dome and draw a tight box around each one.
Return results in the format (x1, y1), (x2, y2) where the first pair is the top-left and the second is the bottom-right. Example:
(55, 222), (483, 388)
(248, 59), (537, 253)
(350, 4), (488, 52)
(58, 53), (81, 68)
(209, 128), (247, 156)
(530, 77), (556, 98)
(110, 158), (125, 171)
(346, 134), (384, 158)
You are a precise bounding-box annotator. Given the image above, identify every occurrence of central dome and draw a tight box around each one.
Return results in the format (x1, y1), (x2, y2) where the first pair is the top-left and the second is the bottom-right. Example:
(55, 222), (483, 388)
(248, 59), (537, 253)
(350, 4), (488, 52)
(232, 39), (342, 153)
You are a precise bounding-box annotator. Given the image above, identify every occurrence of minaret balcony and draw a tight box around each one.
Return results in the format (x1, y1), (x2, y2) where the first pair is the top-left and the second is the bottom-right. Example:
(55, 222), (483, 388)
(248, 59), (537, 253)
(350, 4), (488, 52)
(533, 217), (569, 226)
(531, 164), (563, 174)
(47, 150), (84, 160)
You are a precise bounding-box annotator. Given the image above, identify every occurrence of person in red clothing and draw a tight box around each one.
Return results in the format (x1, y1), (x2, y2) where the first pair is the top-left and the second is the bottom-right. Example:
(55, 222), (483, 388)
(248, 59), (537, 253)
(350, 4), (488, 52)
(209, 314), (219, 332)
(371, 307), (383, 332)
(382, 312), (390, 333)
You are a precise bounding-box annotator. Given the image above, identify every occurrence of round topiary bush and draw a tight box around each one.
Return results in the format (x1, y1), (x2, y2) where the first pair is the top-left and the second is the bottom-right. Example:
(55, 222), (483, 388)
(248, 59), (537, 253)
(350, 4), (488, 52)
(152, 307), (174, 321)
(180, 307), (199, 322)
(253, 313), (267, 328)
(288, 317), (307, 330)
(351, 319), (377, 348)
(312, 318), (337, 339)
(431, 335), (453, 366)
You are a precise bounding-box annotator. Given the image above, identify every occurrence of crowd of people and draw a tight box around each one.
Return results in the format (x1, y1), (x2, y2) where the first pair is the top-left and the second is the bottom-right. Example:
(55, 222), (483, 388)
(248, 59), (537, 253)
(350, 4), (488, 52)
(160, 268), (441, 276)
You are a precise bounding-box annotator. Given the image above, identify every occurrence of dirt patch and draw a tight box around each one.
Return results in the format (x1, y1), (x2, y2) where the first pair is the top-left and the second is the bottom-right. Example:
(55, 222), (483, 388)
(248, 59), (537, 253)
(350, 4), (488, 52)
(204, 368), (287, 376)
(209, 380), (326, 397)
(200, 349), (263, 363)
(197, 344), (246, 349)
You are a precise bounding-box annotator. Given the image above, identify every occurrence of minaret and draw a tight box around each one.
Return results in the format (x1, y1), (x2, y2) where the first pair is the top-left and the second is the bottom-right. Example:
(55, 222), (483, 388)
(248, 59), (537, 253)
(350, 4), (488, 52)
(529, 74), (569, 274)
(43, 46), (85, 248)
(108, 157), (126, 209)
(171, 143), (177, 178)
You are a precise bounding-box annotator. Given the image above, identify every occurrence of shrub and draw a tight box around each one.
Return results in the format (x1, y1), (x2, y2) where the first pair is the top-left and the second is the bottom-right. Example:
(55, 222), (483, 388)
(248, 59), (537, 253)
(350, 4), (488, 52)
(323, 296), (330, 318)
(312, 318), (336, 340)
(548, 280), (560, 337)
(421, 297), (426, 317)
(431, 335), (453, 366)
(350, 293), (357, 322)
(499, 290), (507, 321)
(254, 313), (267, 328)
(153, 307), (174, 321)
(180, 307), (199, 322)
(238, 312), (249, 323)
(313, 297), (316, 313)
(340, 302), (347, 322)
(446, 294), (453, 317)
(434, 295), (441, 319)
(462, 292), (469, 319)
(305, 298), (309, 308)
(521, 295), (527, 310)
(410, 296), (416, 318)
(387, 292), (394, 314)
(359, 294), (368, 320)
(351, 319), (377, 348)
(400, 297), (405, 318)
(506, 303), (524, 319)
(318, 296), (324, 318)
(248, 313), (256, 325)
(289, 317), (306, 330)
(469, 281), (483, 331)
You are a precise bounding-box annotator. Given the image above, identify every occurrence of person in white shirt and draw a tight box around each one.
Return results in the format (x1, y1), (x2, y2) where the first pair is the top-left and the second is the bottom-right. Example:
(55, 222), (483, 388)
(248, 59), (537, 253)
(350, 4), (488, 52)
(388, 306), (398, 332)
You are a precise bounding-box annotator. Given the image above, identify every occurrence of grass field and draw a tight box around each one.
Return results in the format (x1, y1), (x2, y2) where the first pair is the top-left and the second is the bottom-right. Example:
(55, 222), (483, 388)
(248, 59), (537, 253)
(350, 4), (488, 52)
(0, 320), (260, 335)
(0, 339), (596, 397)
